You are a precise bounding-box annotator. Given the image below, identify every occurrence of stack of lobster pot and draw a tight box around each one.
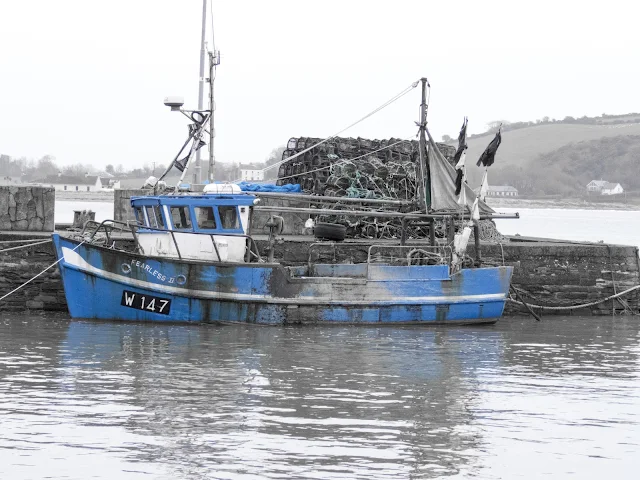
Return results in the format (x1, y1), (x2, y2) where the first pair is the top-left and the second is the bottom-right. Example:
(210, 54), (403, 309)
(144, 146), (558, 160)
(275, 136), (458, 240)
(276, 136), (456, 197)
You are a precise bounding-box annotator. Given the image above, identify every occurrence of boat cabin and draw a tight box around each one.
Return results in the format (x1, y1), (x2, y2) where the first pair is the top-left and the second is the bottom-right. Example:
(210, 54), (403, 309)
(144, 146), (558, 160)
(130, 186), (256, 262)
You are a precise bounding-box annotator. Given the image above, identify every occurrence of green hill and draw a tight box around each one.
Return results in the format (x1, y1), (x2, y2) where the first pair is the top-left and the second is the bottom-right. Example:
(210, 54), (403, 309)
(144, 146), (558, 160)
(459, 121), (640, 194)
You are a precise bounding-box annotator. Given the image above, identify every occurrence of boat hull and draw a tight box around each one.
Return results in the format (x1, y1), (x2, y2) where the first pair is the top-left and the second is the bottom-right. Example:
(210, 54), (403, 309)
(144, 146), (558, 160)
(52, 234), (513, 325)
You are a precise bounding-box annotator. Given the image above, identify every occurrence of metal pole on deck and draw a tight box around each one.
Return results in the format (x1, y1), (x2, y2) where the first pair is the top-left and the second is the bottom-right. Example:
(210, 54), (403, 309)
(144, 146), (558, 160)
(194, 0), (208, 185)
(473, 224), (481, 266)
(208, 51), (216, 182)
(429, 218), (435, 246)
(417, 78), (430, 212)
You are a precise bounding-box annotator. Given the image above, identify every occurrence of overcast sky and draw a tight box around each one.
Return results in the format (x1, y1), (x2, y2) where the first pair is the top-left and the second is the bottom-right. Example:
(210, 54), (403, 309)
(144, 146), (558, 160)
(1, 0), (638, 171)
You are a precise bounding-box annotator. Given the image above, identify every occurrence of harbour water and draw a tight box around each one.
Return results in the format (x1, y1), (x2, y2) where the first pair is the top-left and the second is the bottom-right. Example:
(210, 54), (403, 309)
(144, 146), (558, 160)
(2, 202), (639, 478)
(0, 314), (638, 479)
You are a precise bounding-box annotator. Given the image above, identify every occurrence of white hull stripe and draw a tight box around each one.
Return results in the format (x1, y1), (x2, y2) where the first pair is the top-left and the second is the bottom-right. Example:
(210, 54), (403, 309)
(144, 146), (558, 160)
(61, 247), (507, 306)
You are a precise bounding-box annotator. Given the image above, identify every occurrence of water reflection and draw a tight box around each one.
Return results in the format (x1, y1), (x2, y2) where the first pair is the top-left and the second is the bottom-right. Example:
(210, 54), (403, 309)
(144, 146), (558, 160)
(1, 314), (639, 479)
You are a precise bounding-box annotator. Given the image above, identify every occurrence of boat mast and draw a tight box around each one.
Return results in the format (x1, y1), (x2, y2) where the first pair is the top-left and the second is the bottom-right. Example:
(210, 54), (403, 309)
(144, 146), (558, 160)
(194, 0), (208, 185)
(417, 77), (430, 212)
(207, 49), (220, 182)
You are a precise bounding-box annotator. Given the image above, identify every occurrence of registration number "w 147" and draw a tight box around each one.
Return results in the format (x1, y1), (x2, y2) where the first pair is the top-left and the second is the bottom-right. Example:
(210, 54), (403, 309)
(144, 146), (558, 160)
(121, 290), (172, 315)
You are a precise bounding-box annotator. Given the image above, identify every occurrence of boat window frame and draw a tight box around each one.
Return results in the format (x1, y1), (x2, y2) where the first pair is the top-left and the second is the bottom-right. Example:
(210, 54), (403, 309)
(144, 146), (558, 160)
(217, 205), (242, 232)
(193, 206), (218, 231)
(169, 205), (194, 231)
(133, 206), (147, 226)
(130, 194), (253, 234)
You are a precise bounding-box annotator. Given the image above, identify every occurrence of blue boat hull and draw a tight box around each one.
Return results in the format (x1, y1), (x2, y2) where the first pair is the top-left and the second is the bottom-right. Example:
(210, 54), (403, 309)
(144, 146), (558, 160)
(52, 234), (513, 325)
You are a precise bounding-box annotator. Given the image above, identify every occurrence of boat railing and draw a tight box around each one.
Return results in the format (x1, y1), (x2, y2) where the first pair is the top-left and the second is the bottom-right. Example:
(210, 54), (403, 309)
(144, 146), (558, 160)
(80, 219), (262, 263)
(366, 244), (452, 266)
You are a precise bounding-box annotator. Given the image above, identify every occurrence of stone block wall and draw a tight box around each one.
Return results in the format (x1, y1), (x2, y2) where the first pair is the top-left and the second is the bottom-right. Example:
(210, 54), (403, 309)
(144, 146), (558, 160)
(0, 186), (55, 231)
(0, 235), (67, 312)
(477, 242), (640, 316)
(114, 189), (151, 224)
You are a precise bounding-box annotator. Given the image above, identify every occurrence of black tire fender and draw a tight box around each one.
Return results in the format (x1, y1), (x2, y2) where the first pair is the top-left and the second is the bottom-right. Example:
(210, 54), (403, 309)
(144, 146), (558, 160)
(313, 222), (346, 241)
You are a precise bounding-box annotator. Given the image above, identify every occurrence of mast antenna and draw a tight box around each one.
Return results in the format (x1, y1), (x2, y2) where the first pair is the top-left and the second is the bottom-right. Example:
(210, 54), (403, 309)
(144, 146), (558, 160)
(208, 47), (220, 183)
(194, 0), (208, 185)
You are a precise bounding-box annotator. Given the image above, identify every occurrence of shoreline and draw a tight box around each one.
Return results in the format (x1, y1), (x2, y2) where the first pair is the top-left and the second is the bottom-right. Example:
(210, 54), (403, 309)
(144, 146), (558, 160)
(485, 197), (640, 211)
(53, 190), (640, 211)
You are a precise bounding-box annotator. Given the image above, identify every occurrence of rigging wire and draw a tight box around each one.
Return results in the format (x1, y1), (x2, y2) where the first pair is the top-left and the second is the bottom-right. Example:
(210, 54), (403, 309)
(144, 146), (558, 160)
(255, 80), (421, 177)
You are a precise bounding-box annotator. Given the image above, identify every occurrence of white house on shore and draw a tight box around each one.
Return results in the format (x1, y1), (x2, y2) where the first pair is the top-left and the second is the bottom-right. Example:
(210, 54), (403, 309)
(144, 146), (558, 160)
(240, 168), (264, 182)
(586, 180), (624, 195)
(484, 185), (519, 197)
(39, 174), (103, 192)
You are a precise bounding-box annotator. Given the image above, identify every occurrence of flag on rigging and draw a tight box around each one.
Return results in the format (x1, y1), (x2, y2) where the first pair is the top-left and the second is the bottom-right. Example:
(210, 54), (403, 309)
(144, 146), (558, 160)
(173, 140), (206, 172)
(453, 117), (468, 165)
(454, 117), (468, 197)
(479, 169), (488, 201)
(476, 127), (502, 167)
(455, 151), (466, 206)
(471, 197), (480, 223)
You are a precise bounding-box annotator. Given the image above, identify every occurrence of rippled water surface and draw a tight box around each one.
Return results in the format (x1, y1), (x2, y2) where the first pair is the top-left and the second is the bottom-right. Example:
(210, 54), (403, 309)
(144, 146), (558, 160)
(1, 315), (639, 479)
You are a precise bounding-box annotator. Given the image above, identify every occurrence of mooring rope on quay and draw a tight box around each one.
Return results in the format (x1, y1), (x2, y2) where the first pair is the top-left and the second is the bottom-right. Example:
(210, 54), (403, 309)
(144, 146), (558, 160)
(508, 284), (640, 316)
(0, 239), (85, 303)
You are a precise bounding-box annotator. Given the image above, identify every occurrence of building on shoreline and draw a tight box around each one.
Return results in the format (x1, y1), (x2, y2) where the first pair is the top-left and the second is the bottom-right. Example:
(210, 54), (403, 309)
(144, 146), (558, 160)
(587, 180), (624, 195)
(474, 185), (519, 197)
(37, 174), (104, 192)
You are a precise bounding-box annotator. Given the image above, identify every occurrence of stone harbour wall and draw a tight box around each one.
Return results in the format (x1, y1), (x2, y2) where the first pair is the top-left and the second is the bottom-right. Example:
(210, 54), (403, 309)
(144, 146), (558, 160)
(0, 236), (67, 312)
(480, 242), (640, 316)
(0, 186), (55, 231)
(1, 229), (638, 316)
(114, 189), (150, 224)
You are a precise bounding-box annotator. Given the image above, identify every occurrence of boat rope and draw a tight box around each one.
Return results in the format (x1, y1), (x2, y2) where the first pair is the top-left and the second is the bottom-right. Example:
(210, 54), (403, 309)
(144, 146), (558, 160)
(0, 240), (85, 303)
(276, 136), (413, 181)
(244, 80), (421, 180)
(0, 238), (50, 244)
(0, 239), (51, 254)
(508, 283), (640, 312)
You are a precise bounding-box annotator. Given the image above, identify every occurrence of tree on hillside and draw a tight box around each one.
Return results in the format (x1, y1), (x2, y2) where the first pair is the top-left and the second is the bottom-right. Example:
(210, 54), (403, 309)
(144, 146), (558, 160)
(36, 155), (59, 177)
(105, 164), (115, 175)
(260, 145), (286, 180)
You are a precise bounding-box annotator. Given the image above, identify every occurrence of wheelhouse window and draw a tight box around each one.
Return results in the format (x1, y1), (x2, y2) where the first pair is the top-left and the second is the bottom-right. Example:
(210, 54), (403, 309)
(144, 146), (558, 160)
(194, 207), (217, 230)
(218, 206), (239, 230)
(170, 206), (192, 230)
(145, 205), (165, 229)
(134, 206), (146, 226)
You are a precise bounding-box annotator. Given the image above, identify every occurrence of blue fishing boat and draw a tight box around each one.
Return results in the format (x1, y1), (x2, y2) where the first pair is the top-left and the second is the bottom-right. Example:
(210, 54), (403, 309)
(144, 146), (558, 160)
(51, 187), (512, 324)
(50, 12), (514, 324)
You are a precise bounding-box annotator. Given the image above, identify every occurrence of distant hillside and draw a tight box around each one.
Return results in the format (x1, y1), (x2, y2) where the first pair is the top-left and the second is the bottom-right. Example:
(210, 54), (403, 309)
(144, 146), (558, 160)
(493, 135), (640, 195)
(459, 122), (640, 192)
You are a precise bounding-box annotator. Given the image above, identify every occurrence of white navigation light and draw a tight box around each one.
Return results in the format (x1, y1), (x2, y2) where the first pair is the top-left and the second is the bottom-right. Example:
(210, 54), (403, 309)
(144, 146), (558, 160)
(163, 96), (184, 111)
